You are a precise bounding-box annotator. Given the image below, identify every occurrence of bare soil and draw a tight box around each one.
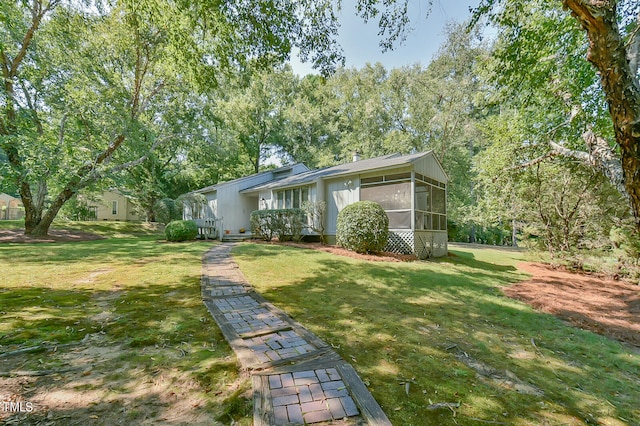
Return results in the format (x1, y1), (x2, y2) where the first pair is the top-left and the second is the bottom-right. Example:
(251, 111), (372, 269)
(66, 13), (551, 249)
(506, 262), (640, 349)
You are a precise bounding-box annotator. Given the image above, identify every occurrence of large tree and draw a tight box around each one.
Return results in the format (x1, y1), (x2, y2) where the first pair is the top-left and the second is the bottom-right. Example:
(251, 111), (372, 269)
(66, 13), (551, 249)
(354, 0), (640, 229)
(474, 0), (640, 229)
(0, 0), (343, 236)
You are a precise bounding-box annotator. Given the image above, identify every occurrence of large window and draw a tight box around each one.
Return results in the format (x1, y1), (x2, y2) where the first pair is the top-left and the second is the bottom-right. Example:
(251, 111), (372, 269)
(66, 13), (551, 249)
(111, 200), (118, 215)
(361, 172), (446, 231)
(275, 186), (310, 209)
(415, 177), (446, 231)
(361, 174), (412, 229)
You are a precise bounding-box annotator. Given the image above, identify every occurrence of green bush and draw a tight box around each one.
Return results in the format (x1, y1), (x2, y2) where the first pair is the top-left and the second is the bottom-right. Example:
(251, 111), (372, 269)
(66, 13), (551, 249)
(154, 198), (183, 225)
(250, 209), (304, 242)
(165, 220), (198, 242)
(336, 201), (389, 253)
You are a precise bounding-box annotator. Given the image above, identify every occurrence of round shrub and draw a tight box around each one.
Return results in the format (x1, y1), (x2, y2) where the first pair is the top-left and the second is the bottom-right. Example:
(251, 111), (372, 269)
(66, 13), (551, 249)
(165, 220), (198, 242)
(336, 201), (389, 253)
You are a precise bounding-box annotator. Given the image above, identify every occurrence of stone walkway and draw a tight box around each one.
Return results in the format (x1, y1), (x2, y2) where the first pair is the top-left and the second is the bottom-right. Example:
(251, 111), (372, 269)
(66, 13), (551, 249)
(201, 244), (392, 426)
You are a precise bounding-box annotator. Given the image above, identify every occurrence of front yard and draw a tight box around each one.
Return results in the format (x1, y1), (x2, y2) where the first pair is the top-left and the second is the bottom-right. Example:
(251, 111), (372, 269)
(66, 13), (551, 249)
(0, 223), (251, 425)
(1, 222), (638, 425)
(233, 243), (639, 425)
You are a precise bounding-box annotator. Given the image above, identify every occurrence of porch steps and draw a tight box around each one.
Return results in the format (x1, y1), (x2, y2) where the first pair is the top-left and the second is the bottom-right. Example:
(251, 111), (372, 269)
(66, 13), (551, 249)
(221, 233), (253, 242)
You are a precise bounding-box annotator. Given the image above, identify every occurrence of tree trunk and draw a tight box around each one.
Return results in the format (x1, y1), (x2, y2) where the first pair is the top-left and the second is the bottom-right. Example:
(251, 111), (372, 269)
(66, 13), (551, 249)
(563, 1), (640, 230)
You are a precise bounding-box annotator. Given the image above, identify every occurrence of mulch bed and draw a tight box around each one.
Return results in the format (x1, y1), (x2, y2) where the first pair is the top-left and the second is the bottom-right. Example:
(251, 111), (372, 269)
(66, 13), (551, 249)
(506, 262), (640, 349)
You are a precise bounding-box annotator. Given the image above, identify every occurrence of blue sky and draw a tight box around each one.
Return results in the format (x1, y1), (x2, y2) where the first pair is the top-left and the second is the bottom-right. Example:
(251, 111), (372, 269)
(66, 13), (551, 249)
(289, 0), (482, 75)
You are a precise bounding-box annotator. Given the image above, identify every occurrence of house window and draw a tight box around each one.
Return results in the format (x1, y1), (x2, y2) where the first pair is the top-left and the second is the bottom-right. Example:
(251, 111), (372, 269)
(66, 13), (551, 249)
(415, 176), (446, 231)
(361, 175), (412, 229)
(362, 172), (446, 231)
(111, 201), (118, 215)
(275, 186), (310, 210)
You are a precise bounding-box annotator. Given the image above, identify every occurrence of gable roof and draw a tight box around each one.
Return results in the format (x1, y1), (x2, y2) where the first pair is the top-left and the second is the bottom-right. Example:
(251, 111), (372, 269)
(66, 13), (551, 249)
(192, 163), (310, 194)
(241, 151), (444, 193)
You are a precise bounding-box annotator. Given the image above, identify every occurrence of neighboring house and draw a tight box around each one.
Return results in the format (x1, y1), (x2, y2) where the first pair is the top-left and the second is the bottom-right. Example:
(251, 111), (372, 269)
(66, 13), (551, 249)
(86, 190), (143, 222)
(0, 193), (24, 220)
(185, 151), (448, 258)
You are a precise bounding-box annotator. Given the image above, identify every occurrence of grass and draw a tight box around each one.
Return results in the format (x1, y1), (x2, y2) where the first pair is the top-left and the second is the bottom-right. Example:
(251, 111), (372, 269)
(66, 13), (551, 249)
(0, 221), (252, 424)
(232, 242), (640, 426)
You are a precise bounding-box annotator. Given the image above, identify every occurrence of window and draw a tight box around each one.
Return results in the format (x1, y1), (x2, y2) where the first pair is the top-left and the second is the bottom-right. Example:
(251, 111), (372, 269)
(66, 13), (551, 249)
(432, 187), (446, 214)
(415, 175), (446, 231)
(111, 200), (118, 215)
(274, 186), (310, 210)
(277, 191), (284, 209)
(361, 174), (412, 229)
(360, 182), (411, 211)
(361, 172), (446, 231)
(285, 190), (292, 208)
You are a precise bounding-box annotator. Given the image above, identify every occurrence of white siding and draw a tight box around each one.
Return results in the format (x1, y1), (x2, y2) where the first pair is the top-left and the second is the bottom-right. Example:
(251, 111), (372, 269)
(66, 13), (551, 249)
(414, 153), (448, 183)
(258, 190), (272, 210)
(325, 177), (360, 235)
(206, 193), (217, 218)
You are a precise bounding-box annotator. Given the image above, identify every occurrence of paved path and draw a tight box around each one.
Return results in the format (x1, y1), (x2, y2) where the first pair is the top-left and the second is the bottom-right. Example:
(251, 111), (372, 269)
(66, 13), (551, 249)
(201, 243), (392, 426)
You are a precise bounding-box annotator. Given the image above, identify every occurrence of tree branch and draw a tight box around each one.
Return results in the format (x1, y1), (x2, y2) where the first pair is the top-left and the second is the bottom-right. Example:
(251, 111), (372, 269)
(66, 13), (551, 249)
(81, 134), (177, 185)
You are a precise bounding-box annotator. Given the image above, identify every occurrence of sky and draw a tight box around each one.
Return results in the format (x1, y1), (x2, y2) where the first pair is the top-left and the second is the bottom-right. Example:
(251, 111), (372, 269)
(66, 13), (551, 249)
(289, 0), (482, 75)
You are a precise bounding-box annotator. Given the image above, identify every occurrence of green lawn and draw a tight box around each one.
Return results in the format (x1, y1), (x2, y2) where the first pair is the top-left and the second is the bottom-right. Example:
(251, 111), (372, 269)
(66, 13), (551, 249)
(0, 222), (252, 425)
(232, 243), (639, 426)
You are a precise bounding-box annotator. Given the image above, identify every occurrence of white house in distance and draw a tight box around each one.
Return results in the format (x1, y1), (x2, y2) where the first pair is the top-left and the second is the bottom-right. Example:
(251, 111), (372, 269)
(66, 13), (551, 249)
(184, 151), (448, 258)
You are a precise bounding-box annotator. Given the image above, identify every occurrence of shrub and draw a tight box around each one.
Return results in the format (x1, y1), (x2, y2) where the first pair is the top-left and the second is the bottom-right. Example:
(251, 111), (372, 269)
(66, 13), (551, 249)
(336, 201), (389, 253)
(154, 198), (183, 225)
(302, 200), (327, 243)
(250, 209), (304, 242)
(165, 220), (198, 242)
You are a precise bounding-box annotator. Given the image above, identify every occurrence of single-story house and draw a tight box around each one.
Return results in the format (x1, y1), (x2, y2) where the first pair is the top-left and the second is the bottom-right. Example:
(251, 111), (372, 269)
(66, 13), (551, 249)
(184, 151), (448, 258)
(0, 193), (24, 220)
(84, 190), (143, 222)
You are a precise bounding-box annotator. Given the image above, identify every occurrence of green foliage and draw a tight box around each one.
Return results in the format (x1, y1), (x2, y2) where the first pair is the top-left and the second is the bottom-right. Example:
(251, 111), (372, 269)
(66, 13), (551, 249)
(336, 201), (389, 253)
(165, 220), (198, 242)
(302, 200), (326, 242)
(177, 193), (207, 219)
(59, 197), (97, 221)
(153, 198), (183, 225)
(610, 224), (640, 266)
(250, 209), (304, 242)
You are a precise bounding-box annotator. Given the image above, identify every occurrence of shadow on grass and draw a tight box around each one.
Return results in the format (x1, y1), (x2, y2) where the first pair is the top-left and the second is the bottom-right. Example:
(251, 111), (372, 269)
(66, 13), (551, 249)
(232, 243), (639, 425)
(1, 270), (252, 425)
(0, 237), (216, 265)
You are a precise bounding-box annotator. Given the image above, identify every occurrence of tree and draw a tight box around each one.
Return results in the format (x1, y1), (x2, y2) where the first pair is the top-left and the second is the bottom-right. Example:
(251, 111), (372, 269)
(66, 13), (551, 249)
(0, 0), (344, 236)
(215, 67), (295, 174)
(472, 0), (640, 229)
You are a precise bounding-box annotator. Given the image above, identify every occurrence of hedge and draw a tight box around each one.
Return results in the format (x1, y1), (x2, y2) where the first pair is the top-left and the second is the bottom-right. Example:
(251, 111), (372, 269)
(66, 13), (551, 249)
(250, 209), (304, 242)
(165, 219), (198, 242)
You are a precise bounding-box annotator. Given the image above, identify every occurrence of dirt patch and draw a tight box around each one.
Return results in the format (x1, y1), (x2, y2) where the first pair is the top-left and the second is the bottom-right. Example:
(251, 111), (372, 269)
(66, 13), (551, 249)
(0, 333), (226, 425)
(0, 229), (104, 243)
(506, 262), (640, 348)
(254, 240), (418, 262)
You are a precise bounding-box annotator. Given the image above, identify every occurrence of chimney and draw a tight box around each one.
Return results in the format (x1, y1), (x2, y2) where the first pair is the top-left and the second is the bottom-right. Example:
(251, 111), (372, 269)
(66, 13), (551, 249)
(352, 151), (361, 162)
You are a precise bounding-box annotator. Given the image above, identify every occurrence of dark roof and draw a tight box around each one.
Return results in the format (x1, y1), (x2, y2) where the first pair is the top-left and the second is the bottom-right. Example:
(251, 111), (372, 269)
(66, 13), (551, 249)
(192, 163), (308, 194)
(241, 151), (435, 193)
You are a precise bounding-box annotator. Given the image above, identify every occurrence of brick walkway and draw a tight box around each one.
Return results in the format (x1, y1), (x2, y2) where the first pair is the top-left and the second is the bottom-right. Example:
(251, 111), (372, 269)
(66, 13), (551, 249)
(201, 244), (391, 426)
